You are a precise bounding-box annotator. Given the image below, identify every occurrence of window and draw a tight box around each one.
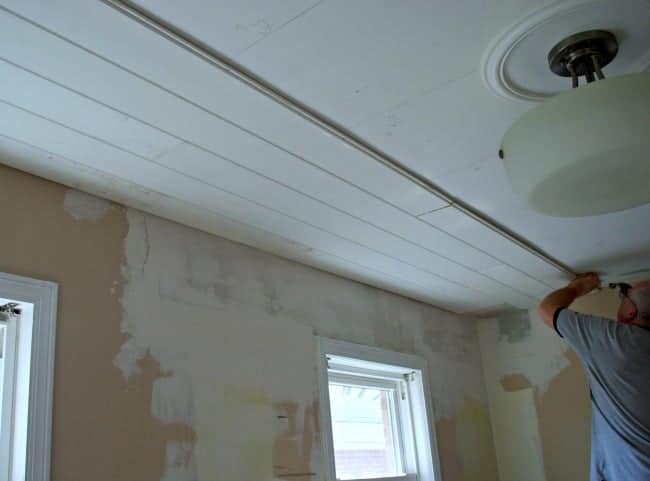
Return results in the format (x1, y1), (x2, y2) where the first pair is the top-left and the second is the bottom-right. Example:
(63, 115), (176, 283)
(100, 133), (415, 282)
(0, 273), (57, 481)
(318, 338), (441, 481)
(0, 320), (7, 434)
(0, 299), (21, 481)
(328, 371), (408, 479)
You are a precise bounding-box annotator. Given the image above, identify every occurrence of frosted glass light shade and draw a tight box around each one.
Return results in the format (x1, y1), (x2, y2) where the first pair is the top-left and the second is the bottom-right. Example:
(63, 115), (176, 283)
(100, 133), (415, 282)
(501, 73), (650, 217)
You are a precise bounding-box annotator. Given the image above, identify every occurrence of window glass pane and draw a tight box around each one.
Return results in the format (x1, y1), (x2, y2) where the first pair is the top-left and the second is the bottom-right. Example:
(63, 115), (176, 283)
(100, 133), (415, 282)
(328, 383), (401, 480)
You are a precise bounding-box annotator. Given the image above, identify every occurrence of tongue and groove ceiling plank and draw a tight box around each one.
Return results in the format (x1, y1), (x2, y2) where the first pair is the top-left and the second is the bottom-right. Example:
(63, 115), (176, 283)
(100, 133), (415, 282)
(1, 0), (618, 313)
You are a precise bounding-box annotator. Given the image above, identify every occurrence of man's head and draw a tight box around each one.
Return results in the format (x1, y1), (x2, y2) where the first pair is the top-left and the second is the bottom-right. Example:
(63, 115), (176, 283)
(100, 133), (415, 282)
(616, 280), (650, 326)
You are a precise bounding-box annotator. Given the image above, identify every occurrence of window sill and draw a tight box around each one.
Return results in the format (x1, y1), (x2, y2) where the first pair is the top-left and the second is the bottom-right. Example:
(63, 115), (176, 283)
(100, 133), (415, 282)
(337, 473), (418, 481)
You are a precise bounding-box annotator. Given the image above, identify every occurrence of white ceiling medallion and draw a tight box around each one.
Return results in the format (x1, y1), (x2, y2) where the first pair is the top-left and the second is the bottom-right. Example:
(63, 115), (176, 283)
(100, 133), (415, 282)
(498, 24), (650, 218)
(481, 0), (650, 102)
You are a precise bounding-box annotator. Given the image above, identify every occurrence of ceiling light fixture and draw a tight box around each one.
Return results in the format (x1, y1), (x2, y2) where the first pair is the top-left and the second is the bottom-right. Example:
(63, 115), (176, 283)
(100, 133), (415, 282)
(499, 30), (650, 217)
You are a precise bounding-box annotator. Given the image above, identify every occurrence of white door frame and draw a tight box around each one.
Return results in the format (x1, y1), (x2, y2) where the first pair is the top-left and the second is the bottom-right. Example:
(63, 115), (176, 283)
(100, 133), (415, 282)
(0, 272), (57, 481)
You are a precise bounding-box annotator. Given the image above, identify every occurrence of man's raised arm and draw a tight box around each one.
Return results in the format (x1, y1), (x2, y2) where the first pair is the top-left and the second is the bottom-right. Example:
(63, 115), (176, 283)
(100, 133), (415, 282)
(538, 273), (600, 329)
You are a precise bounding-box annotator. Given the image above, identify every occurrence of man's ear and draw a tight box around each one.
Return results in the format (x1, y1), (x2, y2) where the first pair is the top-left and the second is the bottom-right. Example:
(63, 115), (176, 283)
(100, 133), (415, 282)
(619, 300), (638, 323)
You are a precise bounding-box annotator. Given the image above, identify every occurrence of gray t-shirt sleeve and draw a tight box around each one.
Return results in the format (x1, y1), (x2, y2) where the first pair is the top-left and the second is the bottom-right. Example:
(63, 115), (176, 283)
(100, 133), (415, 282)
(554, 308), (613, 362)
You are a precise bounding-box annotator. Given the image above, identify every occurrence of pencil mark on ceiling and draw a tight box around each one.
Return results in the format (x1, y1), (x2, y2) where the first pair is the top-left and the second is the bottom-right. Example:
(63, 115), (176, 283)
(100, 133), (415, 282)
(237, 0), (326, 55)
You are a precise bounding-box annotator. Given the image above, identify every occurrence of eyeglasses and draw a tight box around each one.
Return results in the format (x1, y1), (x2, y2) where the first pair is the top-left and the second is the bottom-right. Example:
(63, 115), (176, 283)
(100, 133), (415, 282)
(609, 282), (633, 300)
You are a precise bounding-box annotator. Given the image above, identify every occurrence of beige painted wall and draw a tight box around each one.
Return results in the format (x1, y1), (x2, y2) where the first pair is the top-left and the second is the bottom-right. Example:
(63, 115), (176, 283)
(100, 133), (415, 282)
(478, 289), (620, 481)
(0, 164), (498, 481)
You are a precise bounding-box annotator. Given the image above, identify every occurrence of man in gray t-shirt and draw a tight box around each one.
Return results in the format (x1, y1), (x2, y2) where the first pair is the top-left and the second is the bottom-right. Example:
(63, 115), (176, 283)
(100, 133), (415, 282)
(539, 273), (650, 481)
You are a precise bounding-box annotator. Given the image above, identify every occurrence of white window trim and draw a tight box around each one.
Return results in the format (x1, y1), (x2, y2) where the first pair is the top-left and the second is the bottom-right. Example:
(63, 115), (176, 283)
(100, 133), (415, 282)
(0, 272), (57, 481)
(317, 337), (442, 481)
(0, 313), (18, 476)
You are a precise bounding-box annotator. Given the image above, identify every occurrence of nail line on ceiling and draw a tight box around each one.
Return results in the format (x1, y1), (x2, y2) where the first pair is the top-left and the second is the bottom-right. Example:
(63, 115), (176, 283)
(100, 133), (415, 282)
(102, 0), (576, 277)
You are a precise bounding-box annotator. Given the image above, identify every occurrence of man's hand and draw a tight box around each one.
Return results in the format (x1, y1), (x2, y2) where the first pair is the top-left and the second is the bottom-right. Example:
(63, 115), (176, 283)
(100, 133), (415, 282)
(538, 273), (601, 329)
(567, 273), (601, 297)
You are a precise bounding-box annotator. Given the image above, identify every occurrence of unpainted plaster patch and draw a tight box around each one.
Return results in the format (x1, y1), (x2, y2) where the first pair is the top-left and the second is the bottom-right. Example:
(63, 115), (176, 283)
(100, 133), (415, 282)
(422, 313), (476, 362)
(118, 211), (202, 480)
(479, 309), (570, 395)
(113, 337), (147, 380)
(498, 310), (531, 343)
(63, 189), (112, 221)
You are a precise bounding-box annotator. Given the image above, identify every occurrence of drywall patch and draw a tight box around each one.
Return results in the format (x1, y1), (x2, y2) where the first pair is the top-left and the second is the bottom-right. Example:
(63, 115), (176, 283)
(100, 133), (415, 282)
(479, 310), (570, 393)
(421, 306), (479, 362)
(117, 211), (205, 480)
(63, 189), (112, 221)
(498, 310), (531, 343)
(113, 337), (148, 381)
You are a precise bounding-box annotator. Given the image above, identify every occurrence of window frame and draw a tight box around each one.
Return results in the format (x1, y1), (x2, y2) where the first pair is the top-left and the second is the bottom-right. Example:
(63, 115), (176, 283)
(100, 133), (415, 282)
(327, 371), (408, 477)
(0, 272), (57, 481)
(317, 337), (442, 481)
(0, 312), (19, 478)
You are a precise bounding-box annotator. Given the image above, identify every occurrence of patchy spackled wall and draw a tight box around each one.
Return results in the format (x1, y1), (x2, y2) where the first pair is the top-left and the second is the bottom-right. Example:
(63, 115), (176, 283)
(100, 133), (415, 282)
(0, 164), (174, 481)
(0, 164), (498, 481)
(478, 290), (621, 481)
(117, 210), (499, 481)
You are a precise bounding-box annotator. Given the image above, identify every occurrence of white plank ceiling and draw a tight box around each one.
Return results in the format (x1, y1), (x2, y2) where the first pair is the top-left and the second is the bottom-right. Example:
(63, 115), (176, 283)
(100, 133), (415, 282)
(1, 0), (648, 313)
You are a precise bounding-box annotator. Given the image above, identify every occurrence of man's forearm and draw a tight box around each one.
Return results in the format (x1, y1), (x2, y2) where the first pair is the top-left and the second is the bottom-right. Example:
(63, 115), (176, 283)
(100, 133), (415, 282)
(538, 273), (600, 329)
(538, 286), (579, 328)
